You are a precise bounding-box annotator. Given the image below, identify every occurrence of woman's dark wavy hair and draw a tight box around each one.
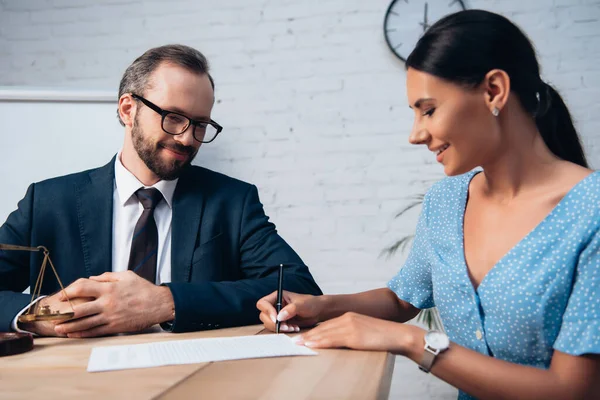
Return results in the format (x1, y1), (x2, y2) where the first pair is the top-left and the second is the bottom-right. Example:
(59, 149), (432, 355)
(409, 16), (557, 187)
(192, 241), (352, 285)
(406, 10), (588, 168)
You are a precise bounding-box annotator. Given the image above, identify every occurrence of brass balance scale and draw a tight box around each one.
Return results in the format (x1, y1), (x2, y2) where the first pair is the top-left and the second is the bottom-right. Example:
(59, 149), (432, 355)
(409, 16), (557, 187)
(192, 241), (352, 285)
(0, 243), (75, 322)
(0, 243), (75, 356)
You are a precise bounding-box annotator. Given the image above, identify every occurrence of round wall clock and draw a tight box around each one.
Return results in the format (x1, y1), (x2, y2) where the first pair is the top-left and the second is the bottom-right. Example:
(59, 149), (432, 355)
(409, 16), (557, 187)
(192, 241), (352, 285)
(383, 0), (467, 62)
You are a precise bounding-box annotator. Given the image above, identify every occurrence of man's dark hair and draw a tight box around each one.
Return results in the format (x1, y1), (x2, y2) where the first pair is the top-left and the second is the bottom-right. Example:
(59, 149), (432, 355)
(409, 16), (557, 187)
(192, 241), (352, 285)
(116, 44), (215, 126)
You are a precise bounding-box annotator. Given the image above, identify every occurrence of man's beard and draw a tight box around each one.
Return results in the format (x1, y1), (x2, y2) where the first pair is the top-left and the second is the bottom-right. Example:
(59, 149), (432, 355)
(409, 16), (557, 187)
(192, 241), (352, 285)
(131, 118), (198, 181)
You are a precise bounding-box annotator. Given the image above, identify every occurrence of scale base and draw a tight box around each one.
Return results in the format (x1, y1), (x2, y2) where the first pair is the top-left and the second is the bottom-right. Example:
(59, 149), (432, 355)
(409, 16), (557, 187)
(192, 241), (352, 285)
(0, 333), (34, 357)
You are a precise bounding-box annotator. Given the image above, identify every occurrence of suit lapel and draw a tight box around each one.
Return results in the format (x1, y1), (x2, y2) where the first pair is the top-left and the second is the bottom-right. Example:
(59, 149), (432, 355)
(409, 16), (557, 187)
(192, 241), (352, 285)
(75, 157), (115, 278)
(171, 168), (204, 282)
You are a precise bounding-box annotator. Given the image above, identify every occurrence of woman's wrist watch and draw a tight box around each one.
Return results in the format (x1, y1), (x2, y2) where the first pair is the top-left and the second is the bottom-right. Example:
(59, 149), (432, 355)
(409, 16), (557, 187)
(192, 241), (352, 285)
(419, 330), (450, 373)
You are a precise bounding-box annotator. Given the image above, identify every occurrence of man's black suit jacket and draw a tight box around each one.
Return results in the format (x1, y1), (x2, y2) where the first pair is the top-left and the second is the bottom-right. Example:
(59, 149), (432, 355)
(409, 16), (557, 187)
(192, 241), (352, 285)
(0, 157), (322, 332)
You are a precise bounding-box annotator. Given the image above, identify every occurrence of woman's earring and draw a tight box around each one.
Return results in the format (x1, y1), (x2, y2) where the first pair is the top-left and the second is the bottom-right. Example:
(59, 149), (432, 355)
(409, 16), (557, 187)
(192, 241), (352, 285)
(492, 107), (500, 117)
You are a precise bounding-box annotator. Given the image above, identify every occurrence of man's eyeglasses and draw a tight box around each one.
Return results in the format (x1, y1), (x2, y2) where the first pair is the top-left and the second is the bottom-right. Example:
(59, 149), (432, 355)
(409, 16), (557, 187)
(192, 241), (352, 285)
(131, 93), (223, 143)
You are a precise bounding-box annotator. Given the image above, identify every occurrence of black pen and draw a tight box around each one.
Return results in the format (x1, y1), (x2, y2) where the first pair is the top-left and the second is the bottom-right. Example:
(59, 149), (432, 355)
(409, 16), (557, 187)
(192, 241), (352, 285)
(275, 263), (284, 334)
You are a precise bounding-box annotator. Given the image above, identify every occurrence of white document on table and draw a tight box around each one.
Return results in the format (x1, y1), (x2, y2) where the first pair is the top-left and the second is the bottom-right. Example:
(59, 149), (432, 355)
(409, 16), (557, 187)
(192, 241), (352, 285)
(87, 334), (317, 372)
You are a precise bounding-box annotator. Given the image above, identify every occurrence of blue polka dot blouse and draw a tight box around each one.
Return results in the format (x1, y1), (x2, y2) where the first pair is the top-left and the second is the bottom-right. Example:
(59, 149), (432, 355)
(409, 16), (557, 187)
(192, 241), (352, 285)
(388, 170), (600, 400)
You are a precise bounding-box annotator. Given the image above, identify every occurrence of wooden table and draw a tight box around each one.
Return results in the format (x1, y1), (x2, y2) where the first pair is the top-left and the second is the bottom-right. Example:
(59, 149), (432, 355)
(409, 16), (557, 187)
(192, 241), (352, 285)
(0, 325), (395, 400)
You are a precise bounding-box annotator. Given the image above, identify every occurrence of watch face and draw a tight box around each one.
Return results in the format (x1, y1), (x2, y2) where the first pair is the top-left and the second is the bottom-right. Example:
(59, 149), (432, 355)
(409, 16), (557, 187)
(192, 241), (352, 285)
(426, 330), (450, 350)
(383, 0), (467, 62)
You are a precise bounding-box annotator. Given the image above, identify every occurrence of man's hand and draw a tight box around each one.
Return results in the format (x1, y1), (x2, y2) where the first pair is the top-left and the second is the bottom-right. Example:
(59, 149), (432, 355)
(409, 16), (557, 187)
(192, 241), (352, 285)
(54, 271), (174, 338)
(18, 293), (93, 337)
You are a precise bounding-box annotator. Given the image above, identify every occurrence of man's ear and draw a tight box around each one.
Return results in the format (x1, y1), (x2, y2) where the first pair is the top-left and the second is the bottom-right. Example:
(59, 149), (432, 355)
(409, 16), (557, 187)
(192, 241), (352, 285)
(118, 94), (136, 127)
(482, 69), (510, 115)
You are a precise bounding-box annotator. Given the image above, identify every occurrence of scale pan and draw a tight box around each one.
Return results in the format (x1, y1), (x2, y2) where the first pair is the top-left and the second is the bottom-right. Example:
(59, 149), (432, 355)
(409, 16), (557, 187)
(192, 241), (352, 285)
(18, 312), (74, 323)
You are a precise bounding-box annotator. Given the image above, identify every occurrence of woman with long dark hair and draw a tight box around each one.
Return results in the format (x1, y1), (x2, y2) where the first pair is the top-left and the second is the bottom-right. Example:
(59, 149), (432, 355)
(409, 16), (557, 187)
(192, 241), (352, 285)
(257, 10), (599, 399)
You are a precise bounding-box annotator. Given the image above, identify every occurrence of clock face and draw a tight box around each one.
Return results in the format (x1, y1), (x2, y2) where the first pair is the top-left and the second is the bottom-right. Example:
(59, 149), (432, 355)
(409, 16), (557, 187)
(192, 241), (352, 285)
(384, 0), (467, 62)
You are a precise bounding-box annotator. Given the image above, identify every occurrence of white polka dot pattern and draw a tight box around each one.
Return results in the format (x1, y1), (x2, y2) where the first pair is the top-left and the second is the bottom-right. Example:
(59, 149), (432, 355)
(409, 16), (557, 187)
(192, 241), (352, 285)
(388, 170), (600, 400)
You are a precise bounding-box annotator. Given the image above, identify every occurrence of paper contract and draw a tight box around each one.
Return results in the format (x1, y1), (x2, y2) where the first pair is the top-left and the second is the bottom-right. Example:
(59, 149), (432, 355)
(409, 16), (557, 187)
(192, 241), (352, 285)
(87, 334), (317, 372)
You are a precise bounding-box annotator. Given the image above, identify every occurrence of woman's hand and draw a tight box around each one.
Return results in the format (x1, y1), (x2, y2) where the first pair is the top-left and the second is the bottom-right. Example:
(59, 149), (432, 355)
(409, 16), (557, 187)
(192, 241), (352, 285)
(256, 290), (325, 332)
(293, 312), (425, 354)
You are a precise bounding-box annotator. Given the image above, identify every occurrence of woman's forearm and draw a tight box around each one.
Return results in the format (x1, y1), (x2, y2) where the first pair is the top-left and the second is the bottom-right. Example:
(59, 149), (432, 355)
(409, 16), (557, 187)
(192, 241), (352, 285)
(401, 328), (599, 400)
(320, 288), (419, 322)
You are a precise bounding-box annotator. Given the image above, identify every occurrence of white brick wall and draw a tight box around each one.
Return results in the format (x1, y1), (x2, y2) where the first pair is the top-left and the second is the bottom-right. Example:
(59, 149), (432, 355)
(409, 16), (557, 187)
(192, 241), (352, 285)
(1, 0), (598, 398)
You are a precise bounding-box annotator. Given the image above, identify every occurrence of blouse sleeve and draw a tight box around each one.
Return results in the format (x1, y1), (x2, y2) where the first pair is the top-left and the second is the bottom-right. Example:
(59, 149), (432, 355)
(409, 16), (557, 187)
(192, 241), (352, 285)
(553, 227), (600, 355)
(387, 192), (435, 310)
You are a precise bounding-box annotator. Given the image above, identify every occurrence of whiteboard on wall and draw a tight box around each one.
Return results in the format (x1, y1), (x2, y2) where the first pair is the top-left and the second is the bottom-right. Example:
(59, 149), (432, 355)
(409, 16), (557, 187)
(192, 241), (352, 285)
(0, 88), (121, 222)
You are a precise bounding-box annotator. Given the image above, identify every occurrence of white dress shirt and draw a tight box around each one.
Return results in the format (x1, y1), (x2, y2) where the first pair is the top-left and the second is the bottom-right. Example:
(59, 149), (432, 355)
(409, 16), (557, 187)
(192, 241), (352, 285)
(112, 152), (177, 284)
(12, 153), (177, 331)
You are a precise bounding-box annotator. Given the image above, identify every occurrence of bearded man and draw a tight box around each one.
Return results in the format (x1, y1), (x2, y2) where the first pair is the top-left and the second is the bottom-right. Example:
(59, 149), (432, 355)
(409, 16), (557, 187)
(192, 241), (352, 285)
(0, 44), (322, 337)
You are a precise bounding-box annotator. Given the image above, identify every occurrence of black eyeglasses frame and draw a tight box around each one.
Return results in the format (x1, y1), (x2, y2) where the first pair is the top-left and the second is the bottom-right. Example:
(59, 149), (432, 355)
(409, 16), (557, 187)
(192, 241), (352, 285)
(131, 93), (223, 143)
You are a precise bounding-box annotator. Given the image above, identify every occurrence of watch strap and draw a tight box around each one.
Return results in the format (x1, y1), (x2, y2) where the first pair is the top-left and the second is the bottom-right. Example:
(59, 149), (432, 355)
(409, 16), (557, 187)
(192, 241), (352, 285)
(419, 345), (438, 373)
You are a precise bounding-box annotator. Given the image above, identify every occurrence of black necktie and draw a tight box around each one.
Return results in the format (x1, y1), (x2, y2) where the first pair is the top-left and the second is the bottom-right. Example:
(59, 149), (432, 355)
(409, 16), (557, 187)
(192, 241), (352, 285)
(128, 188), (163, 283)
